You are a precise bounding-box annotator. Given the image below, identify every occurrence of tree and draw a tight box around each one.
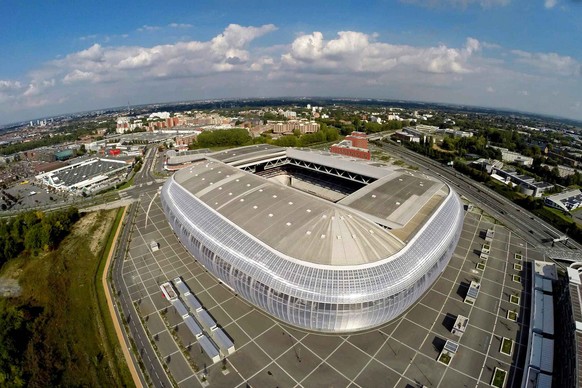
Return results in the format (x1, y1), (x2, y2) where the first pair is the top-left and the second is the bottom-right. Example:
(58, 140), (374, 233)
(196, 128), (252, 148)
(273, 135), (298, 147)
(24, 224), (43, 252)
(0, 300), (28, 387)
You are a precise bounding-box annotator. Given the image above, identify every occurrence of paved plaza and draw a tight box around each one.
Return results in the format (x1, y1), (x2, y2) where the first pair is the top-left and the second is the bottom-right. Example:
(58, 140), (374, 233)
(121, 190), (546, 387)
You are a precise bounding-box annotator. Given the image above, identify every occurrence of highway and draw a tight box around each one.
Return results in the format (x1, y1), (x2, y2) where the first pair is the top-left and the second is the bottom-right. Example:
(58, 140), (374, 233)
(110, 146), (173, 388)
(375, 141), (581, 252)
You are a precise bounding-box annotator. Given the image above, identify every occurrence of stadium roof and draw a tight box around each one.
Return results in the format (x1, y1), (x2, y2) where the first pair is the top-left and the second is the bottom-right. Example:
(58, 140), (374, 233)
(172, 147), (449, 267)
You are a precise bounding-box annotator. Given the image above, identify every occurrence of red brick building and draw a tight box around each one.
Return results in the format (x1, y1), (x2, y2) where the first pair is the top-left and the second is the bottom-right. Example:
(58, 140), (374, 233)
(330, 131), (371, 160)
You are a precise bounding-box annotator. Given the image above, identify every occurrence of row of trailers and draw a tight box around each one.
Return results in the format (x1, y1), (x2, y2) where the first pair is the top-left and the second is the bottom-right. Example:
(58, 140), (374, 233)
(160, 278), (235, 364)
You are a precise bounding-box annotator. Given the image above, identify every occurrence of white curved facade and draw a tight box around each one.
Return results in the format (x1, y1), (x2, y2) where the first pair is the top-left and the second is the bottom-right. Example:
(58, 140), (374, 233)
(161, 169), (464, 333)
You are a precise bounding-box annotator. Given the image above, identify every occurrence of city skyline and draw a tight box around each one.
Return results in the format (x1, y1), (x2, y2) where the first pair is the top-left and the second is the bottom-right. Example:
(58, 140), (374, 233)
(1, 0), (581, 125)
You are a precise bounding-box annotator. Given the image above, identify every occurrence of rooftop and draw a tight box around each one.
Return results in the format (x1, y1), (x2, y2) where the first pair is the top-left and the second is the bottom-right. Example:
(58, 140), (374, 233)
(36, 157), (127, 188)
(172, 148), (450, 267)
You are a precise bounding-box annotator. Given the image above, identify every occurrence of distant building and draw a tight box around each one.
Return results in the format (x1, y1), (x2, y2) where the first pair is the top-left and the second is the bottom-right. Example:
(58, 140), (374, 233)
(116, 117), (144, 134)
(401, 127), (433, 143)
(439, 128), (473, 138)
(116, 117), (130, 134)
(415, 124), (439, 133)
(149, 112), (171, 120)
(528, 141), (549, 155)
(470, 158), (503, 174)
(541, 164), (579, 178)
(55, 149), (74, 161)
(268, 120), (319, 135)
(491, 146), (534, 166)
(330, 132), (370, 160)
(392, 131), (420, 143)
(35, 157), (129, 195)
(282, 110), (297, 119)
(544, 189), (582, 212)
(490, 167), (554, 197)
(175, 134), (200, 151)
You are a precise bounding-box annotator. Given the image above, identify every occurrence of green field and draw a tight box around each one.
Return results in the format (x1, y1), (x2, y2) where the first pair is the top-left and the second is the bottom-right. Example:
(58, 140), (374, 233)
(501, 338), (513, 355)
(492, 368), (507, 388)
(0, 208), (133, 387)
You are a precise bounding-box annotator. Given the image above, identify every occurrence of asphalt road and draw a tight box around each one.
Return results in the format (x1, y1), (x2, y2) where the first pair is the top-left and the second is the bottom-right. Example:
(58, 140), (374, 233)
(110, 146), (173, 388)
(376, 141), (581, 252)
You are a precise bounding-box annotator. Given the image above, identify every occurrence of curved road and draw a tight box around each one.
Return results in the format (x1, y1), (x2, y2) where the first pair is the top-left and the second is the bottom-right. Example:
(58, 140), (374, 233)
(109, 146), (173, 388)
(376, 141), (580, 251)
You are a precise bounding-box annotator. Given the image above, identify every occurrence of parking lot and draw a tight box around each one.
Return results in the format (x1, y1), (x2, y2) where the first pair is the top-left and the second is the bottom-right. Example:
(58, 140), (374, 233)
(0, 180), (89, 212)
(121, 190), (546, 387)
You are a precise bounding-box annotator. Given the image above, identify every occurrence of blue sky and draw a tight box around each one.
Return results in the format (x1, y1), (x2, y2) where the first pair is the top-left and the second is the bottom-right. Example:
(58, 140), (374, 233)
(1, 0), (581, 124)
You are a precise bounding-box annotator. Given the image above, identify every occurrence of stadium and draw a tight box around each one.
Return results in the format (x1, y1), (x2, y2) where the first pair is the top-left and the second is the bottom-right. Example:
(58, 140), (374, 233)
(161, 145), (464, 333)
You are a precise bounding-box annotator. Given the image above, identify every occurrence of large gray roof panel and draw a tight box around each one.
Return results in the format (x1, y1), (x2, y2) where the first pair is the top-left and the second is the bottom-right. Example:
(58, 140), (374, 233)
(184, 316), (203, 338)
(172, 299), (189, 318)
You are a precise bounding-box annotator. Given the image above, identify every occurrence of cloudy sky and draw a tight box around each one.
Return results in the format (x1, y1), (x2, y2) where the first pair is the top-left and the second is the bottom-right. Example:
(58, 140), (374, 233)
(1, 0), (581, 124)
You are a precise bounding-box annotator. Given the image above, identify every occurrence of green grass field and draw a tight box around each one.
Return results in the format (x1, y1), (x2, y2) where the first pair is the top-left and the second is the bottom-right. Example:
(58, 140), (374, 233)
(542, 205), (575, 223)
(0, 208), (133, 387)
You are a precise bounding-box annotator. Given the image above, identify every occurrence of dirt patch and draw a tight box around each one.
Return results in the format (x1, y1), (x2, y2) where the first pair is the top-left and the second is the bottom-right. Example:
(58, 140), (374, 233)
(0, 277), (21, 297)
(74, 210), (117, 255)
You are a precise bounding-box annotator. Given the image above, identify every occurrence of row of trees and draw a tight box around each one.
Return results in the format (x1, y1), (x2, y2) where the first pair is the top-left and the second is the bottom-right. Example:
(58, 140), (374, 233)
(188, 125), (341, 150)
(192, 128), (252, 148)
(0, 299), (29, 386)
(400, 138), (455, 163)
(0, 207), (79, 266)
(318, 118), (408, 136)
(271, 125), (339, 147)
(440, 135), (502, 160)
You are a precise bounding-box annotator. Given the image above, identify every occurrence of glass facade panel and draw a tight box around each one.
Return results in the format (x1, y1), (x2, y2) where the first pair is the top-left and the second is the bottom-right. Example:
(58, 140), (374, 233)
(161, 175), (463, 333)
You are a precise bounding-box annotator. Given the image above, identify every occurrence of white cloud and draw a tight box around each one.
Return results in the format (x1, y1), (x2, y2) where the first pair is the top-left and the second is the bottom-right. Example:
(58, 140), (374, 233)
(400, 0), (510, 8)
(481, 41), (501, 50)
(280, 31), (481, 75)
(0, 80), (22, 91)
(0, 24), (279, 118)
(169, 23), (193, 28)
(137, 25), (161, 32)
(544, 0), (558, 8)
(79, 34), (98, 42)
(22, 79), (55, 97)
(512, 49), (581, 76)
(76, 43), (105, 62)
(1, 24), (582, 123)
(62, 70), (95, 84)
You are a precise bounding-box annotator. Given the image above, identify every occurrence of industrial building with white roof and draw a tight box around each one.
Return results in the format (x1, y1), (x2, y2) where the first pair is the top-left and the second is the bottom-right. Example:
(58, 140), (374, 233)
(35, 157), (129, 195)
(161, 145), (464, 332)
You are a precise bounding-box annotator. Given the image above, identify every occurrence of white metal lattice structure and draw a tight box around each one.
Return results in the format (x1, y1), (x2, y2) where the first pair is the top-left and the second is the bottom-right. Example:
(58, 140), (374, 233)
(161, 149), (464, 333)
